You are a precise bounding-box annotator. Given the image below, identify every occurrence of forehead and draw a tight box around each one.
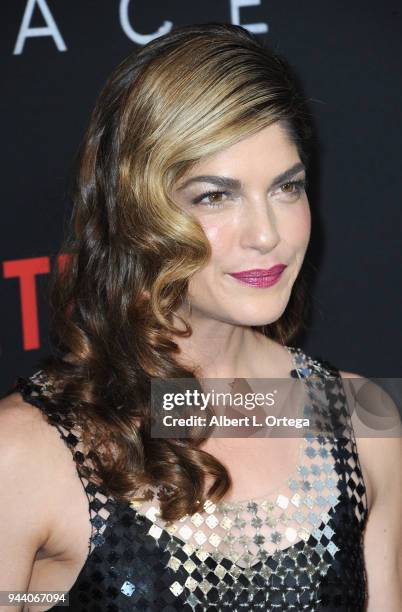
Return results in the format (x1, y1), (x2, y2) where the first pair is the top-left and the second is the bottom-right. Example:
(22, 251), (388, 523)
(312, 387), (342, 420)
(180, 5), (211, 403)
(189, 122), (300, 176)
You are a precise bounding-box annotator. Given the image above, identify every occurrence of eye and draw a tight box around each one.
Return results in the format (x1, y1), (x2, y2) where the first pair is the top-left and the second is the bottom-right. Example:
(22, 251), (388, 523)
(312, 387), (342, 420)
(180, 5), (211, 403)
(275, 179), (307, 200)
(190, 179), (308, 208)
(191, 190), (229, 208)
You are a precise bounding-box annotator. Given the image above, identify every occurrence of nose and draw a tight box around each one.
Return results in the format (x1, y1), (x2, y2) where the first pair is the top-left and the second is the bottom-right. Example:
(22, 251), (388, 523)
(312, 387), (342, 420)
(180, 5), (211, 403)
(239, 197), (280, 253)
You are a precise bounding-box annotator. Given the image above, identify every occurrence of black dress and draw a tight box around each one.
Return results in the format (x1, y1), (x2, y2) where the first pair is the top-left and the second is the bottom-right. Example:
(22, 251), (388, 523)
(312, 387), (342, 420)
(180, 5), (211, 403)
(11, 346), (368, 611)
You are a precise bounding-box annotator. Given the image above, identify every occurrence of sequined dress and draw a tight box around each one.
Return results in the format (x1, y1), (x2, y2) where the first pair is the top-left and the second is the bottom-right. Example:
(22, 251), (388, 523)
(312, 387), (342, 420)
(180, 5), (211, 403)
(12, 346), (368, 611)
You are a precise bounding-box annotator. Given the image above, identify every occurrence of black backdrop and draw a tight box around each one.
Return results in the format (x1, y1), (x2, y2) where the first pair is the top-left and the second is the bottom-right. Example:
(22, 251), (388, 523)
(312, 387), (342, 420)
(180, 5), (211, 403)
(1, 0), (401, 394)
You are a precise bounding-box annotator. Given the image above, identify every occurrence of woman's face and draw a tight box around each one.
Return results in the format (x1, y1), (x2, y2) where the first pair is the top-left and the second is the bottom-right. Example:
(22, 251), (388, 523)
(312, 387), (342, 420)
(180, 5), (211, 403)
(171, 121), (311, 327)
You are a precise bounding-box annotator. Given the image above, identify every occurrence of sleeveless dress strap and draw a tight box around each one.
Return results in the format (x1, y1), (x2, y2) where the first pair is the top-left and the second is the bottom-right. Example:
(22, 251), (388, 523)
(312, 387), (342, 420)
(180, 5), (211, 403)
(303, 350), (368, 527)
(12, 370), (116, 555)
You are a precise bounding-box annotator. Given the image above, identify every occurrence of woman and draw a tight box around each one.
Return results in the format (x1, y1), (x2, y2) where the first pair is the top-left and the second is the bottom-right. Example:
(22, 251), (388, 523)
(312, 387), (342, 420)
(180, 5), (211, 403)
(0, 22), (400, 612)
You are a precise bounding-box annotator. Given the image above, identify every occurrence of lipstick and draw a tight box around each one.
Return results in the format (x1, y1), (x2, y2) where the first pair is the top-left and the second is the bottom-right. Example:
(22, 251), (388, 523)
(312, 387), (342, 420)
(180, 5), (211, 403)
(228, 264), (287, 288)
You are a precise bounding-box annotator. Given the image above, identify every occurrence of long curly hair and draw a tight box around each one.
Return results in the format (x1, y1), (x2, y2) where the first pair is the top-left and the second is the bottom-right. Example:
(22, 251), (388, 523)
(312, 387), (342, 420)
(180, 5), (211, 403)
(39, 23), (315, 521)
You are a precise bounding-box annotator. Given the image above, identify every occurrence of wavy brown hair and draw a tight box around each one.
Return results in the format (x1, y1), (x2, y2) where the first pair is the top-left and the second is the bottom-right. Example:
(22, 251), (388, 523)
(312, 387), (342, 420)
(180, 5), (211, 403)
(39, 23), (314, 521)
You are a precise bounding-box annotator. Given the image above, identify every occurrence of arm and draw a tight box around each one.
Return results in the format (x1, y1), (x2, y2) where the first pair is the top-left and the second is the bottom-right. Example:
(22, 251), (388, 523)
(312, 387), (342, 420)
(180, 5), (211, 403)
(0, 388), (92, 612)
(0, 393), (51, 611)
(340, 371), (402, 611)
(362, 435), (402, 611)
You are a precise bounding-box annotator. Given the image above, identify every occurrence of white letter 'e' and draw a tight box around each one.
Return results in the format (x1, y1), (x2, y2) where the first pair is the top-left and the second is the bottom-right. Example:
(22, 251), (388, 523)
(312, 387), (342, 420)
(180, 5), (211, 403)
(230, 0), (269, 34)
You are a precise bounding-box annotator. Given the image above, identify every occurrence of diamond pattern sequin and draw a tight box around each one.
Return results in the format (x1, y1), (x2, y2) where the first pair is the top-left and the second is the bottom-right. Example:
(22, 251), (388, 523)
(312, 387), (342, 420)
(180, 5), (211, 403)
(11, 345), (369, 611)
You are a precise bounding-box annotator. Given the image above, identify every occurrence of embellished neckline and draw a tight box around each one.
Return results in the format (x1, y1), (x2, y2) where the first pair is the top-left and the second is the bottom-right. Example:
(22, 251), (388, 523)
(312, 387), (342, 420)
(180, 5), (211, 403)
(129, 346), (345, 571)
(200, 345), (313, 510)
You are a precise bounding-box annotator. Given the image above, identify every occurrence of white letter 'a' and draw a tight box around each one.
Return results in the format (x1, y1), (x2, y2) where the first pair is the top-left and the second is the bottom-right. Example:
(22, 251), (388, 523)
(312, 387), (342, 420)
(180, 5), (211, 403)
(120, 0), (173, 45)
(14, 0), (67, 55)
(230, 0), (269, 34)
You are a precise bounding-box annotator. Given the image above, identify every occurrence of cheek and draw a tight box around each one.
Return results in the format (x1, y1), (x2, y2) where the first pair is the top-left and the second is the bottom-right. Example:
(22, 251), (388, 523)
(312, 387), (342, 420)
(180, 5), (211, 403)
(202, 221), (233, 257)
(203, 224), (220, 242)
(187, 221), (232, 294)
(283, 202), (311, 246)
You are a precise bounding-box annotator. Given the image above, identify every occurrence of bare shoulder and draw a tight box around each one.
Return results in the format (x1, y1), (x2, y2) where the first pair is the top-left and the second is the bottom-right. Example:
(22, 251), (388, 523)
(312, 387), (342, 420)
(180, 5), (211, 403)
(0, 390), (54, 466)
(0, 390), (90, 555)
(0, 390), (67, 468)
(0, 385), (88, 493)
(338, 370), (402, 512)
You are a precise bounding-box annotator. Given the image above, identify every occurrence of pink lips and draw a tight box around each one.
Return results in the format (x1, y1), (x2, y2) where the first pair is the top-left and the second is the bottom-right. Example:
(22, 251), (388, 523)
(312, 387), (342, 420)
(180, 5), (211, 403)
(228, 264), (287, 288)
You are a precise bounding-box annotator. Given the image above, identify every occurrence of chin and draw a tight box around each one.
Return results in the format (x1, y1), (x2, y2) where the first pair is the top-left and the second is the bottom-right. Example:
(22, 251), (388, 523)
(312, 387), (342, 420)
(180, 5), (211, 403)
(231, 307), (287, 327)
(236, 294), (290, 322)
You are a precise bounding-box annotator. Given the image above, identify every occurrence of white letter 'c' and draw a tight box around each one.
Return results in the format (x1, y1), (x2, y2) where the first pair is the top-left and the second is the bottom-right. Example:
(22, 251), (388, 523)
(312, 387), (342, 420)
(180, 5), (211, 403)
(119, 0), (173, 45)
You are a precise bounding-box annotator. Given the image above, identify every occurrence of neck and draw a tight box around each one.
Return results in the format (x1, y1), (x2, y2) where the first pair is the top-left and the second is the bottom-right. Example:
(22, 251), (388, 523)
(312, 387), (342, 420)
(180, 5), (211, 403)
(170, 311), (292, 380)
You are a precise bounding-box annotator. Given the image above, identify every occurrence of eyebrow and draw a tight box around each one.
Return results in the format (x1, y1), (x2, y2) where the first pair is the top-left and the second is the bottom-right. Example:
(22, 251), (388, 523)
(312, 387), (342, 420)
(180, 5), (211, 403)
(176, 161), (306, 192)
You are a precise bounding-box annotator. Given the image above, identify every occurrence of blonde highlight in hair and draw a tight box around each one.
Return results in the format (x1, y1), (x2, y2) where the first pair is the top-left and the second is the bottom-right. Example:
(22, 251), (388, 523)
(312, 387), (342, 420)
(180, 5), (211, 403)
(40, 23), (314, 520)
